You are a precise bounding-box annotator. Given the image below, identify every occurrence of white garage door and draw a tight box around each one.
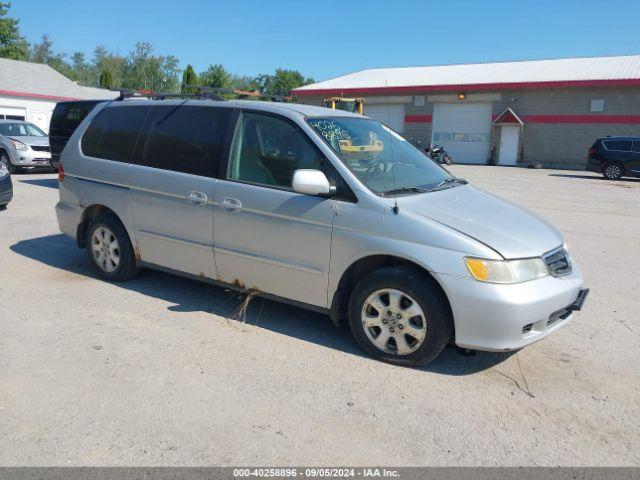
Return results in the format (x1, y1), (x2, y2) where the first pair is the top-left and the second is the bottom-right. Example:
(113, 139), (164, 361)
(0, 106), (26, 121)
(365, 104), (405, 133)
(431, 103), (492, 164)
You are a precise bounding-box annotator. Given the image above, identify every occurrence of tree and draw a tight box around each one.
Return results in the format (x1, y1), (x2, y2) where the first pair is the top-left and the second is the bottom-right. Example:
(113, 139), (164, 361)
(29, 34), (74, 78)
(121, 42), (180, 92)
(70, 51), (93, 85)
(200, 64), (230, 89)
(262, 68), (314, 96)
(99, 69), (113, 89)
(93, 46), (125, 89)
(0, 1), (28, 60)
(181, 64), (197, 94)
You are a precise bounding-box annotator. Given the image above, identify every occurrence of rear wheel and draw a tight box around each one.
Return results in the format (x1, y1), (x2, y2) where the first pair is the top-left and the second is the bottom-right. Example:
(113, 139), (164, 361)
(348, 266), (453, 367)
(603, 162), (623, 180)
(85, 214), (139, 281)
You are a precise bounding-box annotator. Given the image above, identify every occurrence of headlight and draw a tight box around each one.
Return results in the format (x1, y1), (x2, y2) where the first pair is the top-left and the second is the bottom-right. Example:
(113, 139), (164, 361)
(11, 139), (27, 151)
(0, 162), (8, 177)
(465, 257), (548, 284)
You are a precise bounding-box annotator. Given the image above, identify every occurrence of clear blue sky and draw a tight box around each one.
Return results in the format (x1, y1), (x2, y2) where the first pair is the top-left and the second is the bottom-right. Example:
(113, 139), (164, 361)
(11, 0), (640, 81)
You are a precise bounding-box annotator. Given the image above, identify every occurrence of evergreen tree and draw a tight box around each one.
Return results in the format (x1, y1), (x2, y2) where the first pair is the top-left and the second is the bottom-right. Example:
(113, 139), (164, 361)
(99, 69), (113, 89)
(181, 64), (197, 94)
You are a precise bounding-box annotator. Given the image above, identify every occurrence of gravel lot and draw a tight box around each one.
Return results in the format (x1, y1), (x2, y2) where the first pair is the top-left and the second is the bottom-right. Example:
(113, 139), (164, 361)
(0, 166), (638, 466)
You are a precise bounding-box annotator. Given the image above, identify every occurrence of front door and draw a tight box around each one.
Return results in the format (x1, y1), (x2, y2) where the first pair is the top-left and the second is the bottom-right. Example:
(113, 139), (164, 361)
(213, 111), (336, 307)
(128, 104), (233, 280)
(499, 125), (520, 166)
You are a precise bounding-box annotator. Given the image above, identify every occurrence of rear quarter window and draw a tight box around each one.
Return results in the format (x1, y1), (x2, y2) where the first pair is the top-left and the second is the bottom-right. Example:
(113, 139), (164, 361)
(81, 106), (150, 162)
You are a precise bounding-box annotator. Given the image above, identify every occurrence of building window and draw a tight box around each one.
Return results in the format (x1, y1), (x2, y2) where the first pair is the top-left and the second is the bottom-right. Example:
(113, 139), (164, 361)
(590, 99), (605, 112)
(413, 96), (425, 107)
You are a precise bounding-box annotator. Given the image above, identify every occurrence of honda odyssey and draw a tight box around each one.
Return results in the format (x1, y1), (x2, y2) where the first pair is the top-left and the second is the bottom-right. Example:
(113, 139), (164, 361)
(55, 99), (588, 366)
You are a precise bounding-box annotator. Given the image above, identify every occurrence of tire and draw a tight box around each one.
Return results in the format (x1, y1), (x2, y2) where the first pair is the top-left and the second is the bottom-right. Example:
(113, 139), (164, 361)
(603, 162), (623, 180)
(0, 151), (15, 174)
(85, 213), (139, 281)
(348, 266), (453, 367)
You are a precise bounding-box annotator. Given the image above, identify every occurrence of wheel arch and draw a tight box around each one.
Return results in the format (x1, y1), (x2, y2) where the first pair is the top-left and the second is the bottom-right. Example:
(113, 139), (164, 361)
(329, 254), (453, 329)
(77, 204), (127, 249)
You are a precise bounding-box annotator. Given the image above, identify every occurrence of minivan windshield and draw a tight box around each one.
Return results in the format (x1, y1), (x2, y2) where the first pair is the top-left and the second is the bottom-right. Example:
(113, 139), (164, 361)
(0, 122), (46, 137)
(308, 117), (454, 194)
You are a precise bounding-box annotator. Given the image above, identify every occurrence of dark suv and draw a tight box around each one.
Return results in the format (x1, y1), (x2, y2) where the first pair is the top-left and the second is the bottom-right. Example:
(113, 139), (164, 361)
(50, 100), (104, 169)
(586, 137), (640, 180)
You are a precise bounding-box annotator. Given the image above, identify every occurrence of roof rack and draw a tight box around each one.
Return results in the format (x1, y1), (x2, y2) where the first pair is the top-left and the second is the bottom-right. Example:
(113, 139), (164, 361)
(116, 86), (292, 103)
(116, 88), (225, 101)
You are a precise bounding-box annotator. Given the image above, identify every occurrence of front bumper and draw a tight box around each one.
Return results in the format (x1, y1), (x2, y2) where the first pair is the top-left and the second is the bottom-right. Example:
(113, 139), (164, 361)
(436, 265), (586, 351)
(11, 147), (52, 168)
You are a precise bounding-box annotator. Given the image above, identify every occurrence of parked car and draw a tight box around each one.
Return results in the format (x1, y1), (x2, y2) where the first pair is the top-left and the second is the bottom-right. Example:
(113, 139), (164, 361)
(0, 159), (12, 209)
(0, 120), (52, 173)
(55, 99), (588, 367)
(586, 137), (640, 180)
(50, 100), (104, 170)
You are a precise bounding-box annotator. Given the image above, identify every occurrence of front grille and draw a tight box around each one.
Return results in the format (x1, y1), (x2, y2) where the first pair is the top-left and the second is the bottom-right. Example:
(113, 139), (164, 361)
(543, 247), (572, 277)
(31, 145), (50, 152)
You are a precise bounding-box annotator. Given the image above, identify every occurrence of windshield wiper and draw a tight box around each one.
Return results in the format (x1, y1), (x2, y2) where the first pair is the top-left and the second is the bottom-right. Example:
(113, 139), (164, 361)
(430, 177), (468, 191)
(380, 186), (429, 196)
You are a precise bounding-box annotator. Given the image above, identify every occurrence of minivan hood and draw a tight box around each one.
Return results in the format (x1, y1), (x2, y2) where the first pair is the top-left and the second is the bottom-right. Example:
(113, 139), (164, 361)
(8, 136), (49, 147)
(397, 184), (563, 259)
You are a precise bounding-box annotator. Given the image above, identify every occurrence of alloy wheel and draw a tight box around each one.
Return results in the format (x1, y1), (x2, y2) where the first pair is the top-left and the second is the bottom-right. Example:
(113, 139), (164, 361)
(604, 164), (622, 180)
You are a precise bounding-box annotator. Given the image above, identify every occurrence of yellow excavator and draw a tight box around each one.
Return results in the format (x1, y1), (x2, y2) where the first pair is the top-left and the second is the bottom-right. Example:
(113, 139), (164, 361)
(322, 97), (365, 114)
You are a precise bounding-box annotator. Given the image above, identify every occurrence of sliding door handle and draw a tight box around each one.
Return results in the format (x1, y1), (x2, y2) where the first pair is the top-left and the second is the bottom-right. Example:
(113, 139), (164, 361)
(221, 197), (243, 213)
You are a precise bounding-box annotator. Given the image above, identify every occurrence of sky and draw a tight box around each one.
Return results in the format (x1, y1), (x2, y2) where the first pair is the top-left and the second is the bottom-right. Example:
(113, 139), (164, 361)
(11, 0), (640, 82)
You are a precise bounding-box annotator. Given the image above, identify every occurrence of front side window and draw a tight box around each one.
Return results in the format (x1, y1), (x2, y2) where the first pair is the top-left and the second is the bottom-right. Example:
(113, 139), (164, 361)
(135, 105), (232, 177)
(308, 117), (452, 194)
(228, 112), (326, 188)
(0, 122), (46, 137)
(82, 106), (149, 162)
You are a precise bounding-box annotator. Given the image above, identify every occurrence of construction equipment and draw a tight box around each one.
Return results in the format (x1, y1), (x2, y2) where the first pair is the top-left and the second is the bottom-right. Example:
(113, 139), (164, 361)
(322, 97), (364, 114)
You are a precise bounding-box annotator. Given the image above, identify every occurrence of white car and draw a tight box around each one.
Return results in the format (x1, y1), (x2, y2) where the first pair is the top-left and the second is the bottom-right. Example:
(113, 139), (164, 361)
(0, 120), (52, 173)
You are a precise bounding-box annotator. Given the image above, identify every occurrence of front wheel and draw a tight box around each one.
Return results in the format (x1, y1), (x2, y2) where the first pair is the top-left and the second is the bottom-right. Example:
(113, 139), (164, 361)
(348, 266), (453, 367)
(0, 152), (15, 174)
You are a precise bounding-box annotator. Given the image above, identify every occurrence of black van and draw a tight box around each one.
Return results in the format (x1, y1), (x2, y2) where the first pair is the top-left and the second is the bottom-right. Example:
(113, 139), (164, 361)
(49, 100), (104, 169)
(586, 137), (640, 180)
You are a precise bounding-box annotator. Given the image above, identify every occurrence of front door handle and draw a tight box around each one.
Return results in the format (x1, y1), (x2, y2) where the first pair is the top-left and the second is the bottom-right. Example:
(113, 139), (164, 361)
(187, 191), (208, 206)
(221, 197), (243, 213)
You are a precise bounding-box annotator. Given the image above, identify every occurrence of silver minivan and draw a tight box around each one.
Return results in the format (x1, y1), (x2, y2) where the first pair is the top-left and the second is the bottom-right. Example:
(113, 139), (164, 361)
(55, 99), (588, 366)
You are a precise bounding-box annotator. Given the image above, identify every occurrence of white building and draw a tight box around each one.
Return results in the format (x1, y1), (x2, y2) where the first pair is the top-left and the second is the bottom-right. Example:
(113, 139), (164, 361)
(0, 58), (118, 133)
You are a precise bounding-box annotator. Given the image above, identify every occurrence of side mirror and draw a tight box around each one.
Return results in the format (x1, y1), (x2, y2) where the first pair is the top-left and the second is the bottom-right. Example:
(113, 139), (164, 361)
(292, 169), (335, 196)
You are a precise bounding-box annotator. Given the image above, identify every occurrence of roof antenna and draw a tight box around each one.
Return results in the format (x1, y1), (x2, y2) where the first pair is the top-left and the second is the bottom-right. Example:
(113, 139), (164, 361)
(386, 80), (399, 215)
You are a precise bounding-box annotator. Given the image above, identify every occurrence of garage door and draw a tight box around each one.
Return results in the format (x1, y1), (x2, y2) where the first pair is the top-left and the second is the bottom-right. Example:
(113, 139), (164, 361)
(0, 106), (26, 121)
(431, 103), (492, 164)
(365, 104), (405, 133)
